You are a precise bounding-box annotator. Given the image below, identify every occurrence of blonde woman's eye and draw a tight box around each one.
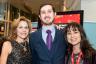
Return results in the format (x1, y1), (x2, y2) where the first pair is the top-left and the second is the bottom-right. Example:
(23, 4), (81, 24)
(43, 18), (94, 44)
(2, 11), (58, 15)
(18, 26), (22, 29)
(25, 27), (29, 29)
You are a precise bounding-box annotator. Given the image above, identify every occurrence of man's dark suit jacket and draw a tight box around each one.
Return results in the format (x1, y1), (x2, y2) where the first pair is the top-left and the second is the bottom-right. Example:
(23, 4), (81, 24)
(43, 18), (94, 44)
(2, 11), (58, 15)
(29, 28), (67, 64)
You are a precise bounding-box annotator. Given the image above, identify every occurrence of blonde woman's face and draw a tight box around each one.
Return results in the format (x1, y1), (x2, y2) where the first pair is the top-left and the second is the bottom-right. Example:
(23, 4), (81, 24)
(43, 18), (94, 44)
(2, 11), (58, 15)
(67, 27), (81, 46)
(16, 21), (29, 40)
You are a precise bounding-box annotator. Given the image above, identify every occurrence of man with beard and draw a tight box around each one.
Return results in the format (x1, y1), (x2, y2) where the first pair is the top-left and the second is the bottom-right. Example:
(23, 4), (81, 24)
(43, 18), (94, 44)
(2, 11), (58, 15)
(29, 4), (67, 64)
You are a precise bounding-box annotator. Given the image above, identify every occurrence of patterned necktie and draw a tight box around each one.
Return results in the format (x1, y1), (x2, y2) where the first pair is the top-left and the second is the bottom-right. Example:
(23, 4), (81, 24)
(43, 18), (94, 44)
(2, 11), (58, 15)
(46, 30), (52, 50)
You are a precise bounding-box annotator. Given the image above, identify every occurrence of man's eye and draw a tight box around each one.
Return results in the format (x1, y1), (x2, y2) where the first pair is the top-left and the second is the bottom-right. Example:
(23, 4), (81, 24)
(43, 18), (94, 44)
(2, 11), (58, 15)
(48, 10), (52, 13)
(41, 11), (45, 14)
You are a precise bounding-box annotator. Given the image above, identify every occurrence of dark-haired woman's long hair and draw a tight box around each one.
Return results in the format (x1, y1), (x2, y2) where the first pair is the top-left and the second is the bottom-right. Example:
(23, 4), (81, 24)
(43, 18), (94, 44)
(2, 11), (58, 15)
(64, 22), (95, 59)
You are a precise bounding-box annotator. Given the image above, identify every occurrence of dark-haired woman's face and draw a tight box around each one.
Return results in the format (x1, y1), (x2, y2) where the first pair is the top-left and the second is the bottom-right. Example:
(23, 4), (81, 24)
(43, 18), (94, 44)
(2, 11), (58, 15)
(67, 27), (81, 46)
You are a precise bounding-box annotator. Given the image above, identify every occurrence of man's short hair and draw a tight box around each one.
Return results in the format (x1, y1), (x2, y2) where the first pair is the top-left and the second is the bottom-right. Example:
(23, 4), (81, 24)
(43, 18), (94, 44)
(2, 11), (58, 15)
(38, 3), (55, 15)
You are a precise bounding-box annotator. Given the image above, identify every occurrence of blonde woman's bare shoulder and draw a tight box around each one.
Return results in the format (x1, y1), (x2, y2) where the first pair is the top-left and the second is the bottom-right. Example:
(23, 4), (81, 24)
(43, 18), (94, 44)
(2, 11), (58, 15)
(3, 41), (11, 47)
(2, 41), (12, 54)
(0, 41), (12, 64)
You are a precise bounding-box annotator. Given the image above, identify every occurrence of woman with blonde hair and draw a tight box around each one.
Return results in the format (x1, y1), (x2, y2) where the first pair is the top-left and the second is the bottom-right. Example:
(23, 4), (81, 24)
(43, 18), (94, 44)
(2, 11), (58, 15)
(0, 16), (32, 64)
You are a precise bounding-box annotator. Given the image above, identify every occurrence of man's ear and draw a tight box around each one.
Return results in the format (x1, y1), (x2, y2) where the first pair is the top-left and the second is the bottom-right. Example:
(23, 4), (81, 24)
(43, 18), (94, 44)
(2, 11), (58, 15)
(39, 15), (40, 18)
(39, 15), (41, 19)
(54, 12), (56, 16)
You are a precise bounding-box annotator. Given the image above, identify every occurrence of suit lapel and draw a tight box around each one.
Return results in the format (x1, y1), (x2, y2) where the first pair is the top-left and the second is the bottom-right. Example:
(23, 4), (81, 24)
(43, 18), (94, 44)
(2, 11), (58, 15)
(37, 28), (59, 57)
(38, 29), (50, 55)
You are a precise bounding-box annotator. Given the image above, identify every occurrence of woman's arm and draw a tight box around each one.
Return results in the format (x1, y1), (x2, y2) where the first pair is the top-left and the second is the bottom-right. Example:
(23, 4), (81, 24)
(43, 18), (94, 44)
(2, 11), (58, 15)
(0, 41), (12, 64)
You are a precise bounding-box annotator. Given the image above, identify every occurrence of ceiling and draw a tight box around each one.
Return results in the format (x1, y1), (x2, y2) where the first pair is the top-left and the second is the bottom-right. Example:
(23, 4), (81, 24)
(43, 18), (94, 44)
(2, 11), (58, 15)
(7, 0), (64, 14)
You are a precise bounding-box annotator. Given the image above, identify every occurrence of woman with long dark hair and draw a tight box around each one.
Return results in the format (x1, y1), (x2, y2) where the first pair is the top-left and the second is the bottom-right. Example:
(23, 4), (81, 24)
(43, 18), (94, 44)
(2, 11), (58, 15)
(64, 22), (96, 64)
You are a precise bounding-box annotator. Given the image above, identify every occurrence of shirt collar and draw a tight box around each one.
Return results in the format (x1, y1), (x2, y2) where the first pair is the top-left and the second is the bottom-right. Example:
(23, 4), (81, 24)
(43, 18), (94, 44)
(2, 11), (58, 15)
(42, 24), (55, 33)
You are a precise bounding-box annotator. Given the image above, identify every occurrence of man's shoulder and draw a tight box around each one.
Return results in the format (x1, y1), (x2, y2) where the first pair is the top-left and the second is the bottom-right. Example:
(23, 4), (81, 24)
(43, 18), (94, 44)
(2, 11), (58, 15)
(55, 28), (64, 34)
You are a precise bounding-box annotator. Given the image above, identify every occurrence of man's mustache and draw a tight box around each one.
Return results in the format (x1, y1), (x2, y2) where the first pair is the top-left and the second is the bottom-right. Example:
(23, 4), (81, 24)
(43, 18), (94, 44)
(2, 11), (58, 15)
(44, 16), (51, 19)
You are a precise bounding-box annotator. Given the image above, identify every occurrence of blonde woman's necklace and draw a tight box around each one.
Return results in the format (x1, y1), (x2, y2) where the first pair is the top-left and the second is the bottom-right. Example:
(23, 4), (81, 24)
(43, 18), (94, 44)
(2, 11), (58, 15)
(19, 41), (27, 52)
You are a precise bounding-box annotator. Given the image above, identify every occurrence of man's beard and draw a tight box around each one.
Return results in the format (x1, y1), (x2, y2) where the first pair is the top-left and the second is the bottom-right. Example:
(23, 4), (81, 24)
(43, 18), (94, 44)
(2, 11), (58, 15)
(43, 20), (53, 25)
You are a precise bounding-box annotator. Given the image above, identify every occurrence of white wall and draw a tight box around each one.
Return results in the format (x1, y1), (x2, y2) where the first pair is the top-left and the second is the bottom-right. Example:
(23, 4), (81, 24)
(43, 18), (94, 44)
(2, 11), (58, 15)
(83, 22), (96, 49)
(81, 0), (96, 22)
(81, 0), (96, 49)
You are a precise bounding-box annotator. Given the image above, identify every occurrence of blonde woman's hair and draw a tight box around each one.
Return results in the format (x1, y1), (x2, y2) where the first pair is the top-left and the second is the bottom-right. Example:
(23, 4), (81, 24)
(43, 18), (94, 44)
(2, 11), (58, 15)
(8, 16), (32, 40)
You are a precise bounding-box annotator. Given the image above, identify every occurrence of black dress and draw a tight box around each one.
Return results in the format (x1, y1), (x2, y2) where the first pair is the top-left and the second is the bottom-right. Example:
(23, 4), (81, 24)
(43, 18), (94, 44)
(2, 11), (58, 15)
(7, 40), (32, 64)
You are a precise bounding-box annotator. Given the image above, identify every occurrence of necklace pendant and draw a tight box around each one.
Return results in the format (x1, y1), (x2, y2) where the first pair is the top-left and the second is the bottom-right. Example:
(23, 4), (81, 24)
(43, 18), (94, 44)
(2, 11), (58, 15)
(23, 47), (27, 51)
